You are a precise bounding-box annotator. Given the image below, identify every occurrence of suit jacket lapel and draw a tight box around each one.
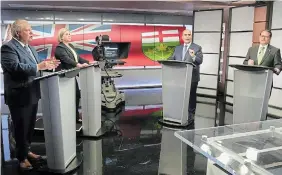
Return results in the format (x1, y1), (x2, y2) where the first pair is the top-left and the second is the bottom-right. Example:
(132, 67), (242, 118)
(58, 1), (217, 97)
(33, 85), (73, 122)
(252, 45), (259, 65)
(259, 45), (271, 65)
(12, 39), (37, 64)
(60, 43), (75, 61)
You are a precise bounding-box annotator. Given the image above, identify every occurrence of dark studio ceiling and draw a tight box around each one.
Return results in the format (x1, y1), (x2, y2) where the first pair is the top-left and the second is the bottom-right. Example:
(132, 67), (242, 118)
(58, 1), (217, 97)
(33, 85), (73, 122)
(1, 1), (257, 16)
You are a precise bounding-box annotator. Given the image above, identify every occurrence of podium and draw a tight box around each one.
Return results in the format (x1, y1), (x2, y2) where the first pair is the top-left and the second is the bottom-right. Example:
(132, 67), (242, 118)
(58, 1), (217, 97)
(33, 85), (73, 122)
(229, 64), (273, 124)
(35, 68), (82, 173)
(79, 63), (102, 136)
(158, 60), (195, 126)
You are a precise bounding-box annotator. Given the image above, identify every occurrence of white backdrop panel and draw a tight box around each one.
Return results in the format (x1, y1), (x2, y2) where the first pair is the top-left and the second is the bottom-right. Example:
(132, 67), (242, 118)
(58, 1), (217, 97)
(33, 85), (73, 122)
(226, 96), (233, 104)
(226, 81), (234, 96)
(193, 33), (221, 53)
(198, 75), (217, 89)
(54, 12), (101, 22)
(200, 54), (219, 75)
(227, 57), (245, 80)
(273, 74), (282, 88)
(268, 107), (282, 118)
(269, 89), (282, 108)
(197, 89), (216, 96)
(102, 13), (145, 23)
(271, 2), (282, 29)
(2, 10), (54, 21)
(269, 30), (282, 53)
(194, 10), (222, 32)
(231, 6), (254, 31)
(145, 14), (192, 25)
(229, 32), (253, 57)
(197, 97), (216, 104)
(196, 103), (216, 119)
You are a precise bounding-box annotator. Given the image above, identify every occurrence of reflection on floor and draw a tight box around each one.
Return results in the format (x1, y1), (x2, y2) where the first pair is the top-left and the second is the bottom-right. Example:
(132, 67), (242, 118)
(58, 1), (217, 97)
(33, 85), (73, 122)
(1, 88), (217, 175)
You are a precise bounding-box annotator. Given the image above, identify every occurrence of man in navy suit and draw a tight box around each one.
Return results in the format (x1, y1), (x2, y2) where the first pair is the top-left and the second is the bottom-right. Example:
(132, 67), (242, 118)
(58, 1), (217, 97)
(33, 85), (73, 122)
(1, 19), (60, 170)
(170, 29), (203, 123)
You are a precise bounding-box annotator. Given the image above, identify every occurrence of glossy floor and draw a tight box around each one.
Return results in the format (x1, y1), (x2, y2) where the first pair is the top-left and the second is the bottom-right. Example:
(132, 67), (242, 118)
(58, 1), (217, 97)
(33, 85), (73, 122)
(1, 88), (218, 175)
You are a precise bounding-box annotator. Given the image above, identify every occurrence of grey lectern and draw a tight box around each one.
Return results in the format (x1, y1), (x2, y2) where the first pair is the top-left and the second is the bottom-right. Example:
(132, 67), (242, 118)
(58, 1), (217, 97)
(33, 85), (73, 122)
(79, 63), (102, 136)
(229, 64), (273, 124)
(35, 68), (82, 173)
(158, 60), (195, 126)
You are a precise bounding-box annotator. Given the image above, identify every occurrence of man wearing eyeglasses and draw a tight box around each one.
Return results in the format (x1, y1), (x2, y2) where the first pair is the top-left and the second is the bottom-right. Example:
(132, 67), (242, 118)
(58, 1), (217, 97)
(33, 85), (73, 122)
(243, 30), (282, 74)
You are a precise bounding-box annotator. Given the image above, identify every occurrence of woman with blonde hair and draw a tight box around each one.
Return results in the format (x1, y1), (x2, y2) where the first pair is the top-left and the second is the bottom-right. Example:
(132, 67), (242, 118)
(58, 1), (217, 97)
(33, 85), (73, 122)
(55, 28), (89, 122)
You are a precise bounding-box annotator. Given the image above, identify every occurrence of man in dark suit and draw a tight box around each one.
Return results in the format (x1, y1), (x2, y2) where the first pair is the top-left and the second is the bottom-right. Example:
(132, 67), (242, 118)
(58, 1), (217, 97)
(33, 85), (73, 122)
(170, 29), (203, 123)
(243, 30), (282, 74)
(1, 19), (60, 170)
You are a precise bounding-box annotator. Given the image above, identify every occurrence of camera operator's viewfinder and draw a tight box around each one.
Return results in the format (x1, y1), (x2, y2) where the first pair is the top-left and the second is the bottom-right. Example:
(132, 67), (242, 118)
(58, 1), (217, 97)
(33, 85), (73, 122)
(92, 35), (131, 61)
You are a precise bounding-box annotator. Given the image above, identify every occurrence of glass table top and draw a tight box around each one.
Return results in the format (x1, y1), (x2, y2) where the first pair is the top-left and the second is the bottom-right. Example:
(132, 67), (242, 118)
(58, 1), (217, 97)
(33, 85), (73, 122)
(175, 119), (282, 175)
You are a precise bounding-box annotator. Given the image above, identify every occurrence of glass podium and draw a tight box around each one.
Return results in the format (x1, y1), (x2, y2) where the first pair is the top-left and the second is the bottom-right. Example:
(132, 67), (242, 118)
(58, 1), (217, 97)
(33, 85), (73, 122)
(175, 119), (282, 175)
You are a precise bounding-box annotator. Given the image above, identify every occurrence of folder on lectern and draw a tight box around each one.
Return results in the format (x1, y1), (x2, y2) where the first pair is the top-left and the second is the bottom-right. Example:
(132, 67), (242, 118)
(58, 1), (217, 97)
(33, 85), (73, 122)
(158, 60), (195, 126)
(229, 64), (273, 124)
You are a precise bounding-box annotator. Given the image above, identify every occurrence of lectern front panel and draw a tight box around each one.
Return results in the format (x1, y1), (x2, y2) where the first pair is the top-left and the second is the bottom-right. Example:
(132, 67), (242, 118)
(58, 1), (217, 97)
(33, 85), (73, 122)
(80, 66), (101, 136)
(162, 63), (193, 124)
(233, 70), (273, 124)
(40, 76), (76, 170)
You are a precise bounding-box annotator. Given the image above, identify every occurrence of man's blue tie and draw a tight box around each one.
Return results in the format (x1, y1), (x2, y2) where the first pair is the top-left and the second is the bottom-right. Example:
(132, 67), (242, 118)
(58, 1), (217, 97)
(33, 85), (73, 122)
(24, 45), (37, 63)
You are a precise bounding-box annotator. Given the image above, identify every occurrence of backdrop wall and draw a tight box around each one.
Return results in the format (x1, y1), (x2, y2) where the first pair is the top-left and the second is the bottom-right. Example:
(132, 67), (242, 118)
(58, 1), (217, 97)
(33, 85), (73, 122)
(0, 10), (193, 93)
(0, 10), (194, 114)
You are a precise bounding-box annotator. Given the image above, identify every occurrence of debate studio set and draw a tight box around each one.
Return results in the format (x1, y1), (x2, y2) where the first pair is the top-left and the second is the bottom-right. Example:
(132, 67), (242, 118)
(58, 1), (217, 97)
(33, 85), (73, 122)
(1, 1), (282, 175)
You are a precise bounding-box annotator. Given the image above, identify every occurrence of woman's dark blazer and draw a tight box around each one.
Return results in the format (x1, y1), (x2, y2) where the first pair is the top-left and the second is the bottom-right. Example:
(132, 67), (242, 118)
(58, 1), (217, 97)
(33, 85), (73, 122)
(54, 42), (89, 70)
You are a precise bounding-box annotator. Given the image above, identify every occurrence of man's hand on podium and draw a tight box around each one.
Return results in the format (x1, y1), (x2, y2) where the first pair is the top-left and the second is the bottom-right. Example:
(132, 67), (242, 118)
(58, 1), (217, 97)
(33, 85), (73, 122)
(82, 63), (88, 67)
(76, 63), (83, 68)
(77, 63), (89, 68)
(248, 59), (254, 65)
(274, 68), (281, 75)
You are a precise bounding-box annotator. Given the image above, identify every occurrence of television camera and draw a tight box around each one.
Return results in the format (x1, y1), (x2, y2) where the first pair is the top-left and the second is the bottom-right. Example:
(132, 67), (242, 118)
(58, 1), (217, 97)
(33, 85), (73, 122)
(92, 35), (131, 110)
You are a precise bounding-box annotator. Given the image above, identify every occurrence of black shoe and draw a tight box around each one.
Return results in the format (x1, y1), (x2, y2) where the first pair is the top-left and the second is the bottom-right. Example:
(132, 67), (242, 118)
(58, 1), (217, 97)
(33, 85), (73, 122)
(27, 152), (44, 162)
